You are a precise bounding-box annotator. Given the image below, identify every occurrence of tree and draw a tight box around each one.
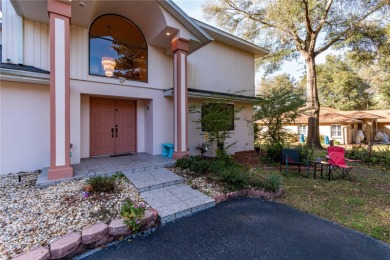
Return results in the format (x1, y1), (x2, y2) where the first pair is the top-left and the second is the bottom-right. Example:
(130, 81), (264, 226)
(316, 55), (374, 110)
(203, 0), (389, 148)
(190, 101), (241, 156)
(255, 86), (305, 144)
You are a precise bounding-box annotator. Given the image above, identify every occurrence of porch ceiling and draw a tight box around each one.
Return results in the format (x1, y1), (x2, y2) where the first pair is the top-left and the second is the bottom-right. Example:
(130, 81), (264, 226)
(10, 0), (212, 53)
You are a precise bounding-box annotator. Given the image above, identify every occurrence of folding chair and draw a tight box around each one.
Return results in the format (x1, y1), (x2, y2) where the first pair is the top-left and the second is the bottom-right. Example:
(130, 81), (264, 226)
(326, 146), (361, 181)
(280, 148), (308, 176)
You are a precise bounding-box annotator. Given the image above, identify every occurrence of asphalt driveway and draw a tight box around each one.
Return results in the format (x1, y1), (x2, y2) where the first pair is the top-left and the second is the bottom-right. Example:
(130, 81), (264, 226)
(82, 198), (390, 260)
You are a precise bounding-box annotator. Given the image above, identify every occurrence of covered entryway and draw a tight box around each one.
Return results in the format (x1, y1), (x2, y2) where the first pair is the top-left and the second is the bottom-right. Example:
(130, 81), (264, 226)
(90, 98), (136, 156)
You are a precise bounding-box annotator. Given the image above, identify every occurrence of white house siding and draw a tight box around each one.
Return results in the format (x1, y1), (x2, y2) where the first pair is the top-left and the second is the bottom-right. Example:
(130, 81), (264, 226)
(188, 100), (254, 156)
(1, 0), (23, 64)
(188, 41), (255, 96)
(0, 81), (50, 174)
(23, 19), (50, 71)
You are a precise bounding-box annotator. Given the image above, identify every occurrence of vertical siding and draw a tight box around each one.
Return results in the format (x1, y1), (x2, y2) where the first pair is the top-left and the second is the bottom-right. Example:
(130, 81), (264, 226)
(69, 25), (173, 89)
(188, 41), (255, 96)
(2, 0), (23, 63)
(23, 19), (49, 71)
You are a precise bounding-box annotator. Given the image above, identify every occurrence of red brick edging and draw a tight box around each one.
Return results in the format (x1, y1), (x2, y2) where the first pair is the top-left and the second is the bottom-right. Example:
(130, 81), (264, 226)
(13, 208), (159, 260)
(212, 188), (284, 204)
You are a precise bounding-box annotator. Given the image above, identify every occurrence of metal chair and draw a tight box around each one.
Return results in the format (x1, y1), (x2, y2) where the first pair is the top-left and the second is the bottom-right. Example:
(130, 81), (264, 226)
(280, 148), (308, 176)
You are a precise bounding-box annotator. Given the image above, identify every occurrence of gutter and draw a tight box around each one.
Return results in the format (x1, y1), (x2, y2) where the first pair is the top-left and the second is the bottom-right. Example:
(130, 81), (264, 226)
(0, 68), (50, 85)
(164, 88), (260, 103)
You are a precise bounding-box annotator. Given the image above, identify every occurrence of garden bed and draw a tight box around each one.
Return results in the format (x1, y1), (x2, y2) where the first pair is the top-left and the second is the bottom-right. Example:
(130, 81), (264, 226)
(0, 171), (147, 259)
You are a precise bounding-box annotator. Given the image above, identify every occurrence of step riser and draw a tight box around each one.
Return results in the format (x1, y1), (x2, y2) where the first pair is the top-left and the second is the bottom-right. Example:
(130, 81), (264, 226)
(160, 201), (215, 224)
(138, 179), (185, 193)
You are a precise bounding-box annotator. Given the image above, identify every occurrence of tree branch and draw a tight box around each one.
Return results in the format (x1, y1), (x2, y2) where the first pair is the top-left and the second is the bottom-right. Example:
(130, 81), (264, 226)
(315, 0), (333, 33)
(303, 0), (313, 34)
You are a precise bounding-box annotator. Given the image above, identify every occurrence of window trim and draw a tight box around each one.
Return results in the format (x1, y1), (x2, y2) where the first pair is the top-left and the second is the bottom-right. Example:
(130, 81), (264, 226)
(88, 14), (149, 83)
(331, 124), (342, 137)
(298, 124), (307, 136)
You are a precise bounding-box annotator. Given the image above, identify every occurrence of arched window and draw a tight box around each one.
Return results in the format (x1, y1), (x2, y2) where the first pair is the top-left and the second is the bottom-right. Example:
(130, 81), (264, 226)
(89, 14), (148, 82)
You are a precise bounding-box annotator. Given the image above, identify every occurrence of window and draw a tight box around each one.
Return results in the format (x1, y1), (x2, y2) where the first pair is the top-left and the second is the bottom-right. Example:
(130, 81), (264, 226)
(201, 103), (234, 131)
(89, 15), (148, 81)
(331, 124), (342, 137)
(298, 125), (307, 136)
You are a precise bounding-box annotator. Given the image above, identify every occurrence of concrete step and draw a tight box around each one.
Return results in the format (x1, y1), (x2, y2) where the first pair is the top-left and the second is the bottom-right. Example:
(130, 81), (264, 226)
(124, 168), (184, 192)
(141, 184), (215, 224)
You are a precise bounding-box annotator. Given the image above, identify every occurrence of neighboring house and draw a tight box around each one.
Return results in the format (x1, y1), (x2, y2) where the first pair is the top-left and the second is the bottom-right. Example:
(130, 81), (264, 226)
(0, 0), (267, 177)
(282, 107), (390, 144)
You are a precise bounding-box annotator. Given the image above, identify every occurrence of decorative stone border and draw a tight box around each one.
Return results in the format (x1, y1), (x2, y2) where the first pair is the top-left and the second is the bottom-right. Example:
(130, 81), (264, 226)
(13, 209), (159, 260)
(212, 188), (284, 204)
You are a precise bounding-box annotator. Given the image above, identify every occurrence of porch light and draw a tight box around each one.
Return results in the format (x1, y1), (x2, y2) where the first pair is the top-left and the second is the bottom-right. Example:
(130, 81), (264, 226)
(101, 57), (116, 77)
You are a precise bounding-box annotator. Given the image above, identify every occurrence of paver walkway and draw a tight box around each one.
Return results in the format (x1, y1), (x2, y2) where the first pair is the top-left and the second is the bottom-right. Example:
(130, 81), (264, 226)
(83, 198), (390, 260)
(124, 168), (215, 224)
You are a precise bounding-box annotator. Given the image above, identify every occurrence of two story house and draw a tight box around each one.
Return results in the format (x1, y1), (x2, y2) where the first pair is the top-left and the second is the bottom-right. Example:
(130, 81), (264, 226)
(0, 0), (267, 179)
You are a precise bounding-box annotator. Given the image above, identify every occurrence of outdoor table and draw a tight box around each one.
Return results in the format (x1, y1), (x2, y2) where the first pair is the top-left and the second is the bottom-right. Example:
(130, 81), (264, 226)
(309, 161), (331, 181)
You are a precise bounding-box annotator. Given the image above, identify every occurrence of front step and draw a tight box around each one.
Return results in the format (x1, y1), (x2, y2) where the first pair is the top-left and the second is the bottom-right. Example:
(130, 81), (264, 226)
(124, 168), (184, 192)
(141, 184), (215, 224)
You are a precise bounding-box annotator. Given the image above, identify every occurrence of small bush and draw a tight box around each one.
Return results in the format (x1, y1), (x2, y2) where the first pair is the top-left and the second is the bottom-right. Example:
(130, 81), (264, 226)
(189, 159), (210, 175)
(120, 198), (146, 233)
(262, 142), (283, 164)
(248, 171), (264, 190)
(263, 174), (281, 192)
(213, 166), (249, 192)
(111, 171), (126, 179)
(296, 144), (314, 163)
(86, 175), (116, 192)
(175, 156), (193, 169)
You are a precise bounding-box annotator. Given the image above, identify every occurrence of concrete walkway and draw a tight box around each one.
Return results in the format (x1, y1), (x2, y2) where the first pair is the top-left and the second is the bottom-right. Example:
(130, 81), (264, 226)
(124, 168), (215, 224)
(83, 198), (390, 260)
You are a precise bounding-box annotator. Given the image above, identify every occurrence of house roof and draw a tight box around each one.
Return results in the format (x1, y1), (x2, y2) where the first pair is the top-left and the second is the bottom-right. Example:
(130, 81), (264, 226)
(293, 107), (363, 125)
(194, 19), (269, 58)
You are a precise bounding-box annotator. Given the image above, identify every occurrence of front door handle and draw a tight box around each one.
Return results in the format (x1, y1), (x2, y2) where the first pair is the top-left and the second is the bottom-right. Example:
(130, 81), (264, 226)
(115, 128), (118, 138)
(111, 128), (114, 138)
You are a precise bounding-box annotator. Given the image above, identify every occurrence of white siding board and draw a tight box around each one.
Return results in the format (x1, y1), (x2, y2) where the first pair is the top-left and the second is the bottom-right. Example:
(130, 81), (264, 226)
(188, 41), (255, 96)
(23, 19), (49, 71)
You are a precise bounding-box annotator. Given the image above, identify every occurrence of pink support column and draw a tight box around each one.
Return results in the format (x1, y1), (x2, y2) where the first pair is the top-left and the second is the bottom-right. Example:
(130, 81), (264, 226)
(171, 38), (189, 160)
(47, 0), (73, 180)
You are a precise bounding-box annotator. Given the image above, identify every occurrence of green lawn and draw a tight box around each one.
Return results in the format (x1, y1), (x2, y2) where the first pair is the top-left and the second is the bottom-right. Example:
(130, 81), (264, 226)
(255, 163), (390, 243)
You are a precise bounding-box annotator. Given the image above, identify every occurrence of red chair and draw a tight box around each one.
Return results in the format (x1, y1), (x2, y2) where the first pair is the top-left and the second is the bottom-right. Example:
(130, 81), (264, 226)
(326, 146), (361, 181)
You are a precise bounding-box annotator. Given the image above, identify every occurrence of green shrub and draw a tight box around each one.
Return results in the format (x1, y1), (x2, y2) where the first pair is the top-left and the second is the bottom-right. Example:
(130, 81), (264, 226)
(248, 171), (264, 190)
(86, 175), (116, 192)
(175, 156), (193, 169)
(120, 198), (146, 233)
(216, 167), (249, 192)
(263, 174), (281, 192)
(111, 171), (126, 179)
(296, 144), (314, 163)
(189, 159), (210, 175)
(262, 142), (283, 164)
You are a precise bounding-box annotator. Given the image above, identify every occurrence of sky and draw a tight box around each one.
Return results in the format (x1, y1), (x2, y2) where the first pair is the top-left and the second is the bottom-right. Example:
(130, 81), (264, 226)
(173, 0), (336, 84)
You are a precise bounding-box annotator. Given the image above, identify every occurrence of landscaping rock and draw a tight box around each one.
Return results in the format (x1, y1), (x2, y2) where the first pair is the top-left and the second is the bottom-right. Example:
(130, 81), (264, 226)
(141, 209), (154, 227)
(93, 235), (114, 248)
(49, 232), (81, 259)
(108, 219), (131, 236)
(81, 222), (108, 244)
(248, 189), (257, 197)
(65, 244), (88, 259)
(238, 189), (248, 197)
(13, 247), (50, 260)
(212, 193), (227, 204)
(148, 208), (159, 221)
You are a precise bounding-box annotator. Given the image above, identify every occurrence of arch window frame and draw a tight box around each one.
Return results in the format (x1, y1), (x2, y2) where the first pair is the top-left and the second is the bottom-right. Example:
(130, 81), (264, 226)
(88, 14), (148, 82)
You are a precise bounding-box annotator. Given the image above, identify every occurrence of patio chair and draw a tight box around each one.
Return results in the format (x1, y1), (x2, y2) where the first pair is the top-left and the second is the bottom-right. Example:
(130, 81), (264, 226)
(326, 146), (361, 181)
(280, 148), (308, 176)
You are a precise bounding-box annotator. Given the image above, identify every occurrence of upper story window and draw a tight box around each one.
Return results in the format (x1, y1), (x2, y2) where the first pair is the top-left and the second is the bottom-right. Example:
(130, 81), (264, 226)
(89, 15), (148, 82)
(298, 125), (307, 136)
(331, 124), (342, 137)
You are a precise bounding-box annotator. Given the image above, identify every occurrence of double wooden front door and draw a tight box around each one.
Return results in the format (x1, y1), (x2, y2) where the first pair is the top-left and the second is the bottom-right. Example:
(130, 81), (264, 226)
(90, 98), (136, 156)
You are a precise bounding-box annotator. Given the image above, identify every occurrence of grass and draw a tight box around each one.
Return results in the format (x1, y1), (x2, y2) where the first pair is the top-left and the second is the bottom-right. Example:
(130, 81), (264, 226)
(254, 161), (390, 244)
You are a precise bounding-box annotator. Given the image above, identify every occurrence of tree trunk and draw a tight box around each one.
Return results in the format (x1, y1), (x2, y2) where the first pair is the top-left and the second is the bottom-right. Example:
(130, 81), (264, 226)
(305, 54), (322, 148)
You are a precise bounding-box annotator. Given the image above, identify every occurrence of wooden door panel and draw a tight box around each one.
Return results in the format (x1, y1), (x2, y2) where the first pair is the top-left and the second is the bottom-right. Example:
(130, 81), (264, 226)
(90, 99), (115, 156)
(115, 100), (136, 154)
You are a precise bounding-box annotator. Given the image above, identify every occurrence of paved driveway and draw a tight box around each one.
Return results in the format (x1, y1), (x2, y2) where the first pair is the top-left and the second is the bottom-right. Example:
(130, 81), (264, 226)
(83, 198), (390, 260)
